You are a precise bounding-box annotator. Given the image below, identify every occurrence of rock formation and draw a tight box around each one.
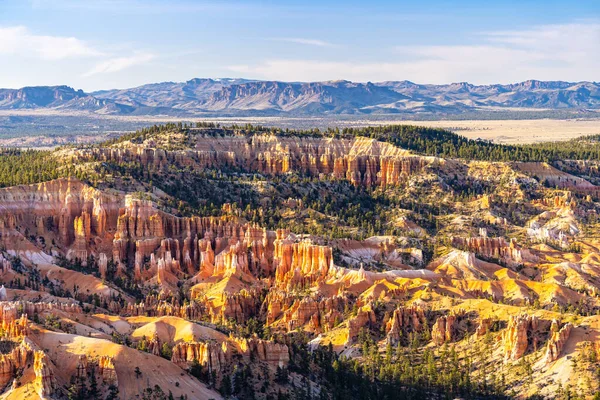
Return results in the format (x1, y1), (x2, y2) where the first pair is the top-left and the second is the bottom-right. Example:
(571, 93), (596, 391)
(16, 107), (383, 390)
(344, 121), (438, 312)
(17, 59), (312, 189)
(67, 211), (91, 262)
(76, 354), (118, 386)
(68, 135), (431, 189)
(98, 355), (118, 385)
(265, 291), (346, 332)
(451, 236), (537, 267)
(345, 305), (376, 345)
(431, 315), (456, 345)
(33, 351), (56, 398)
(385, 305), (427, 345)
(171, 341), (229, 373)
(544, 320), (573, 364)
(0, 341), (33, 388)
(171, 336), (289, 378)
(502, 314), (540, 361)
(274, 239), (332, 289)
(242, 337), (290, 369)
(98, 252), (108, 279)
(0, 178), (120, 248)
(475, 318), (492, 337)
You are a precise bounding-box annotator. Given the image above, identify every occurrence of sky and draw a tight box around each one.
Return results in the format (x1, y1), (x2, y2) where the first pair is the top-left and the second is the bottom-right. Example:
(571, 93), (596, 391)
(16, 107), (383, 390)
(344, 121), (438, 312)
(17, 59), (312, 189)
(0, 0), (599, 91)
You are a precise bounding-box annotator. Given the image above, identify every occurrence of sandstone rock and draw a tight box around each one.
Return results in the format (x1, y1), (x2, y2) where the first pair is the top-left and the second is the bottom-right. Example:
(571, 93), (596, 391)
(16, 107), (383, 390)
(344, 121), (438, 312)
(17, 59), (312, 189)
(0, 341), (33, 388)
(33, 351), (56, 398)
(244, 337), (290, 368)
(148, 334), (161, 356)
(475, 318), (492, 337)
(431, 315), (456, 345)
(451, 236), (537, 267)
(274, 239), (332, 289)
(386, 305), (426, 345)
(345, 305), (375, 345)
(98, 355), (118, 385)
(0, 178), (120, 248)
(76, 355), (88, 380)
(264, 291), (346, 332)
(0, 301), (81, 338)
(68, 135), (430, 189)
(0, 255), (12, 275)
(502, 314), (539, 361)
(544, 320), (573, 364)
(171, 335), (289, 379)
(98, 253), (108, 280)
(171, 341), (229, 374)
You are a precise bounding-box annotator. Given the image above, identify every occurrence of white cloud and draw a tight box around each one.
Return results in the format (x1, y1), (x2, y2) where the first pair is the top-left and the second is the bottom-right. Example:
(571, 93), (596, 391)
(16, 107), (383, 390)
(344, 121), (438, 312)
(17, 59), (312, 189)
(229, 22), (600, 84)
(270, 38), (334, 47)
(83, 52), (156, 77)
(0, 26), (102, 60)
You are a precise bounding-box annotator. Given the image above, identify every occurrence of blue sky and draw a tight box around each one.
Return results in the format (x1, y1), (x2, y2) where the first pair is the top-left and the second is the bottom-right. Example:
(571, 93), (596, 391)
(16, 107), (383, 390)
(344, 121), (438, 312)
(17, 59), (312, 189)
(1, 0), (599, 90)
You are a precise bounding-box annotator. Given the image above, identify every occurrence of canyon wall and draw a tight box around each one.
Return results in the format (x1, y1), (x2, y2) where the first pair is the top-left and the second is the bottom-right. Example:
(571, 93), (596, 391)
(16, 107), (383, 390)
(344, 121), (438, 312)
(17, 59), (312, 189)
(66, 135), (431, 188)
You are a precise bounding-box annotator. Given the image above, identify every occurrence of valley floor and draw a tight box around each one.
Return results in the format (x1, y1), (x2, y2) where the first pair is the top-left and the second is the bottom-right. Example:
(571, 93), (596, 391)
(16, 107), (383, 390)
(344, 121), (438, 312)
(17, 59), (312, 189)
(1, 110), (599, 146)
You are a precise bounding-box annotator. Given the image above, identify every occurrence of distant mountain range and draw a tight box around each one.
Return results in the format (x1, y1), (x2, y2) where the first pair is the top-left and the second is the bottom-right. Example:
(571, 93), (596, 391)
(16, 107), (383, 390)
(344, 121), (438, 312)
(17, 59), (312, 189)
(1, 78), (599, 116)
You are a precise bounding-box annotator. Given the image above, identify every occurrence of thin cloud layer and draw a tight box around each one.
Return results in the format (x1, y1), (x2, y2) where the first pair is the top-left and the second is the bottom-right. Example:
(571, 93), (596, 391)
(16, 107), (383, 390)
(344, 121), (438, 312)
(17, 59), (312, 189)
(1, 17), (598, 90)
(229, 22), (600, 84)
(270, 38), (334, 47)
(83, 52), (156, 77)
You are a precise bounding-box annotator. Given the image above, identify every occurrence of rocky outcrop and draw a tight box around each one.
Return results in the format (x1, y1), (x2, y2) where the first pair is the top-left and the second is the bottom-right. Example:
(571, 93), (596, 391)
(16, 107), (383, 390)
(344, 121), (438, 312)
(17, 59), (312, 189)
(431, 315), (456, 345)
(110, 199), (279, 285)
(0, 340), (58, 397)
(98, 355), (118, 385)
(280, 297), (320, 331)
(0, 303), (34, 339)
(75, 355), (88, 380)
(0, 341), (33, 388)
(335, 237), (424, 269)
(120, 294), (204, 321)
(502, 314), (540, 361)
(0, 255), (12, 276)
(68, 135), (431, 189)
(385, 305), (427, 345)
(33, 351), (56, 398)
(475, 318), (492, 337)
(0, 315), (29, 339)
(0, 178), (120, 248)
(147, 334), (161, 357)
(67, 211), (91, 262)
(76, 354), (118, 386)
(451, 236), (537, 267)
(544, 320), (573, 364)
(241, 337), (290, 368)
(171, 335), (289, 376)
(515, 162), (598, 193)
(345, 305), (376, 345)
(265, 291), (346, 332)
(0, 301), (81, 331)
(98, 253), (108, 279)
(274, 239), (332, 289)
(171, 341), (229, 373)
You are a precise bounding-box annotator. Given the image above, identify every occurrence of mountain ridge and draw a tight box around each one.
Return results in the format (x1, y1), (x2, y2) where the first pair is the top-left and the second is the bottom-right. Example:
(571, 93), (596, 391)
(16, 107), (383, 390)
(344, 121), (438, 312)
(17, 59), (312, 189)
(1, 78), (599, 116)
